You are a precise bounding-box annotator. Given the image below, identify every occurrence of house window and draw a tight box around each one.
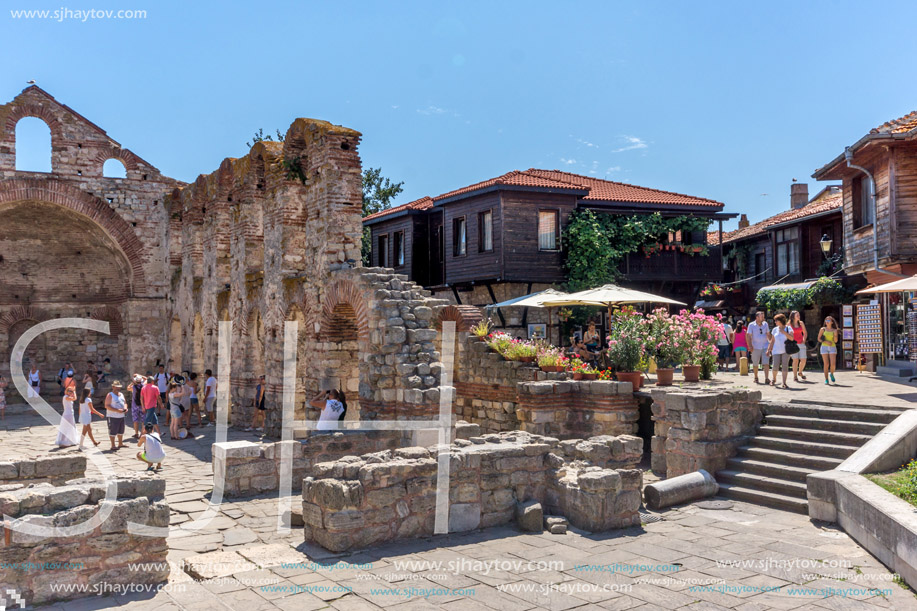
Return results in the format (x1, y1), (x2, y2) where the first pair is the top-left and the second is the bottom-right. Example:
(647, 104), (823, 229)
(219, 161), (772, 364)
(852, 175), (875, 228)
(479, 210), (493, 252)
(453, 217), (466, 256)
(393, 231), (404, 267)
(538, 210), (560, 251)
(775, 227), (799, 276)
(755, 252), (766, 279)
(377, 234), (389, 267)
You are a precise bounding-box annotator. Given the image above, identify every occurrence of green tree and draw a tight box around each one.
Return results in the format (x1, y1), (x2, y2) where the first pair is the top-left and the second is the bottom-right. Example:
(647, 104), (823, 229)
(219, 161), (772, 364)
(361, 167), (404, 265)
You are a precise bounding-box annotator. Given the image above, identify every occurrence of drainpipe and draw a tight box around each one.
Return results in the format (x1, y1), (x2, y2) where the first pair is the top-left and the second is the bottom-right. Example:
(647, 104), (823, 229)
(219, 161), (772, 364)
(845, 147), (908, 279)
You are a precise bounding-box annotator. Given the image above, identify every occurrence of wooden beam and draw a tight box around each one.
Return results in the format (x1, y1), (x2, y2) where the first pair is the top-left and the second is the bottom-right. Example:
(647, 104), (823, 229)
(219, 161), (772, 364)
(485, 282), (506, 327)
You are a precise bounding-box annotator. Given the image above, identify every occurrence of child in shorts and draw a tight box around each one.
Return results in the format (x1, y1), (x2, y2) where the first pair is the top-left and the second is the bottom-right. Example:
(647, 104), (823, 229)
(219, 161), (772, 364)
(137, 423), (165, 471)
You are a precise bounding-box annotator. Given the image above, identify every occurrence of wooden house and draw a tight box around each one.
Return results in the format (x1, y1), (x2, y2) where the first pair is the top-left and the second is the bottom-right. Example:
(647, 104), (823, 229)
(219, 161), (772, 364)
(364, 169), (732, 330)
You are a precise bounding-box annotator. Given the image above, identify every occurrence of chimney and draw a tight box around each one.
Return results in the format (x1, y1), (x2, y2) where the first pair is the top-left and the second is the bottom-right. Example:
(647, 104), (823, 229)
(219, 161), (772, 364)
(738, 214), (749, 229)
(790, 182), (809, 209)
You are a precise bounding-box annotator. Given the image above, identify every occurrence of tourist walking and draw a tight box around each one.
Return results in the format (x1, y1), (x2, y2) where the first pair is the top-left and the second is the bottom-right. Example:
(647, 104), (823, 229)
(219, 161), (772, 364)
(767, 313), (793, 389)
(203, 369), (217, 426)
(129, 374), (145, 438)
(105, 381), (128, 450)
(77, 387), (104, 449)
(141, 376), (162, 434)
(56, 374), (79, 448)
(310, 389), (346, 430)
(27, 364), (41, 399)
(248, 375), (266, 432)
(179, 371), (192, 428)
(167, 381), (183, 440)
(155, 365), (169, 414)
(717, 316), (734, 371)
(56, 361), (74, 397)
(136, 423), (165, 472)
(747, 311), (771, 384)
(0, 374), (6, 420)
(789, 310), (808, 382)
(82, 367), (95, 398)
(818, 316), (839, 385)
(732, 321), (748, 366)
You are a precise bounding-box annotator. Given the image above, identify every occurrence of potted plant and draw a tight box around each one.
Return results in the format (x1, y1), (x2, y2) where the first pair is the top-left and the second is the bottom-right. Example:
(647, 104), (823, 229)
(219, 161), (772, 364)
(567, 358), (586, 379)
(581, 364), (599, 380)
(537, 346), (567, 372)
(516, 341), (537, 363)
(645, 308), (682, 386)
(606, 307), (646, 390)
(470, 319), (491, 340)
(672, 309), (719, 382)
(486, 331), (514, 357)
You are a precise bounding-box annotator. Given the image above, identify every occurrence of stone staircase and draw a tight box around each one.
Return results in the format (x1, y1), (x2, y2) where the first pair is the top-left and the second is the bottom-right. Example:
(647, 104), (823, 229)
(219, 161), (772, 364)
(715, 400), (907, 514)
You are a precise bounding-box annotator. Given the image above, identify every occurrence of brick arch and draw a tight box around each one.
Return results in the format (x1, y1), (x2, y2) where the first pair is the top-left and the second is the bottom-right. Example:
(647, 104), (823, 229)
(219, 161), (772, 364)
(322, 280), (369, 342)
(92, 146), (140, 173)
(0, 306), (48, 334)
(0, 178), (147, 294)
(3, 103), (64, 142)
(90, 305), (123, 336)
(436, 305), (484, 332)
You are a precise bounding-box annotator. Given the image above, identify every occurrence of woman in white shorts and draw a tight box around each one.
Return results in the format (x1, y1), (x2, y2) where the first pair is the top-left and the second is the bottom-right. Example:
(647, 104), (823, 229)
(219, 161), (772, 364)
(168, 382), (183, 440)
(817, 316), (839, 385)
(27, 365), (41, 399)
(767, 313), (792, 389)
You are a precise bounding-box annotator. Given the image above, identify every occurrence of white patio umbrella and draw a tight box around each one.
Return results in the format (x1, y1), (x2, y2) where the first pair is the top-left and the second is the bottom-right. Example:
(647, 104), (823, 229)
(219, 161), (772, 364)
(484, 288), (570, 344)
(541, 283), (686, 328)
(856, 275), (917, 294)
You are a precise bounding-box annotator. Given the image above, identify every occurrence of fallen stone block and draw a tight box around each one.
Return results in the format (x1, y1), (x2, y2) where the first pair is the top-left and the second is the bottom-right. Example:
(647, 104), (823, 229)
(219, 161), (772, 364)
(515, 500), (543, 532)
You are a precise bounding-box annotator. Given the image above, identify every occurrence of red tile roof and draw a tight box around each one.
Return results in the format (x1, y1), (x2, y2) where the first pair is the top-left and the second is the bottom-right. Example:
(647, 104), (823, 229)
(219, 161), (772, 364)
(871, 110), (917, 135)
(722, 189), (842, 244)
(525, 169), (723, 207)
(362, 196), (433, 222)
(364, 169), (723, 223)
(707, 231), (723, 246)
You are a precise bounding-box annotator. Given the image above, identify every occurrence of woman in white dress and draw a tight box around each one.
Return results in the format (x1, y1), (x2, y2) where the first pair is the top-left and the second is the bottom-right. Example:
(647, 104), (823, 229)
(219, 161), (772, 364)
(77, 387), (105, 449)
(309, 389), (347, 431)
(27, 365), (41, 399)
(56, 375), (79, 447)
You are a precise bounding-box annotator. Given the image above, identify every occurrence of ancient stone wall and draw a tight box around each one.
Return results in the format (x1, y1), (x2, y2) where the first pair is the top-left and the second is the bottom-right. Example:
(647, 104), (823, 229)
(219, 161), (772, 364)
(301, 431), (643, 552)
(0, 475), (169, 607)
(0, 454), (86, 486)
(453, 334), (638, 437)
(213, 431), (413, 497)
(0, 86), (181, 393)
(166, 120), (449, 434)
(650, 388), (762, 477)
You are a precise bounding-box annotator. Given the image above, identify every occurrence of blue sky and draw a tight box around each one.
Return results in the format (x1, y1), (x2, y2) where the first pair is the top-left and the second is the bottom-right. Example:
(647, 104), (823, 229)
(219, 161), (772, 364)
(4, 1), (917, 230)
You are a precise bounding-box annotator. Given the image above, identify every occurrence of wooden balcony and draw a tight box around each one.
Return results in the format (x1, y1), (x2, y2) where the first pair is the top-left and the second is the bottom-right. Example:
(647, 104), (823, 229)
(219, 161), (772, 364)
(618, 246), (722, 282)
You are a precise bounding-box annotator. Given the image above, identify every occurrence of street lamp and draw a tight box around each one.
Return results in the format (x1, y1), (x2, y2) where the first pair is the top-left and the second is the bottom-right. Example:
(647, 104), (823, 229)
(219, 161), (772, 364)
(819, 234), (833, 258)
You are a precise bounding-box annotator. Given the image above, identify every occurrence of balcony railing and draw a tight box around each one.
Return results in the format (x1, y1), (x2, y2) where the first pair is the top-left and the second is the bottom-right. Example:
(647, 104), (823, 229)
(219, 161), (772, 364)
(618, 246), (722, 281)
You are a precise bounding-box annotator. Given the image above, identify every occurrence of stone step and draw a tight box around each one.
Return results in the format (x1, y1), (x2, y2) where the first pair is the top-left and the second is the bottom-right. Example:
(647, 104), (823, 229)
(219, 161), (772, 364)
(788, 399), (909, 413)
(723, 456), (813, 483)
(716, 483), (808, 514)
(736, 446), (844, 471)
(715, 470), (808, 499)
(762, 403), (901, 424)
(763, 414), (885, 436)
(751, 436), (856, 459)
(757, 423), (875, 446)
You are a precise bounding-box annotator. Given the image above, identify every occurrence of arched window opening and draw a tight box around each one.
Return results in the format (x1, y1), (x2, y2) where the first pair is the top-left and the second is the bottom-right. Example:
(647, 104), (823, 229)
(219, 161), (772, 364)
(103, 158), (127, 178)
(15, 117), (52, 172)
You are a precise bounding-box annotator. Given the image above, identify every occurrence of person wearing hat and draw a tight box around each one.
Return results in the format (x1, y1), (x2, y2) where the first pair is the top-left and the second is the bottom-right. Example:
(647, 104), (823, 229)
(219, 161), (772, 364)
(104, 380), (128, 451)
(129, 374), (145, 439)
(137, 422), (165, 471)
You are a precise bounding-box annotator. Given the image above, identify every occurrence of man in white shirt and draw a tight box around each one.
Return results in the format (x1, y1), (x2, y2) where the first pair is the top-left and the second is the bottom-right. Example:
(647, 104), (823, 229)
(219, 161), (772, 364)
(204, 369), (217, 426)
(155, 365), (169, 414)
(746, 311), (772, 384)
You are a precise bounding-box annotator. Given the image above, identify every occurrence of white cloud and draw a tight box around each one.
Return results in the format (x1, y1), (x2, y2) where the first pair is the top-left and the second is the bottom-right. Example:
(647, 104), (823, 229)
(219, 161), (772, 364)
(606, 166), (622, 173)
(611, 135), (648, 153)
(560, 157), (577, 165)
(417, 105), (448, 115)
(577, 138), (598, 148)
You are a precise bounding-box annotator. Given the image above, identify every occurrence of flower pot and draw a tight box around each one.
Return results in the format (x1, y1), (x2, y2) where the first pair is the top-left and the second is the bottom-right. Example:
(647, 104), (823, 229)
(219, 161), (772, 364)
(540, 365), (564, 373)
(572, 371), (584, 380)
(582, 372), (598, 381)
(616, 371), (642, 390)
(682, 364), (701, 382)
(656, 367), (674, 386)
(520, 356), (535, 363)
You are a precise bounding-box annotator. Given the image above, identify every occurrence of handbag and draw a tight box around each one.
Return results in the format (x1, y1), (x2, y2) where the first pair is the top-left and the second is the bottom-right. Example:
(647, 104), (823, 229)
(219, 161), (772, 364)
(783, 338), (799, 354)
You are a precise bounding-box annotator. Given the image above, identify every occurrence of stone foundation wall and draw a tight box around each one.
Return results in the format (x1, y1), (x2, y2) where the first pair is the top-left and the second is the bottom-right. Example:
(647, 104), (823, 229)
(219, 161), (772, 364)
(0, 454), (86, 486)
(650, 388), (762, 477)
(0, 476), (169, 607)
(454, 335), (638, 437)
(302, 431), (643, 552)
(213, 431), (412, 496)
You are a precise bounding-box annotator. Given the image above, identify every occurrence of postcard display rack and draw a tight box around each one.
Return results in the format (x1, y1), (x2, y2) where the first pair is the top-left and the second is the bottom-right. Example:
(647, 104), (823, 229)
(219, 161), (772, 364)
(909, 298), (917, 363)
(855, 304), (883, 357)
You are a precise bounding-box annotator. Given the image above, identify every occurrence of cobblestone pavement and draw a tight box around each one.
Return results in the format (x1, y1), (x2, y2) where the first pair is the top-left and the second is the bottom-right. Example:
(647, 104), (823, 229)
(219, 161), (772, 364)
(647, 369), (917, 410)
(2, 407), (915, 610)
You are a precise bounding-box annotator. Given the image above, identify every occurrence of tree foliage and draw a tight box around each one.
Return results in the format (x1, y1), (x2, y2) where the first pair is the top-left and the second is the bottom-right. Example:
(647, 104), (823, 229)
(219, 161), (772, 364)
(562, 209), (712, 291)
(755, 276), (848, 312)
(361, 167), (404, 265)
(246, 128), (286, 149)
